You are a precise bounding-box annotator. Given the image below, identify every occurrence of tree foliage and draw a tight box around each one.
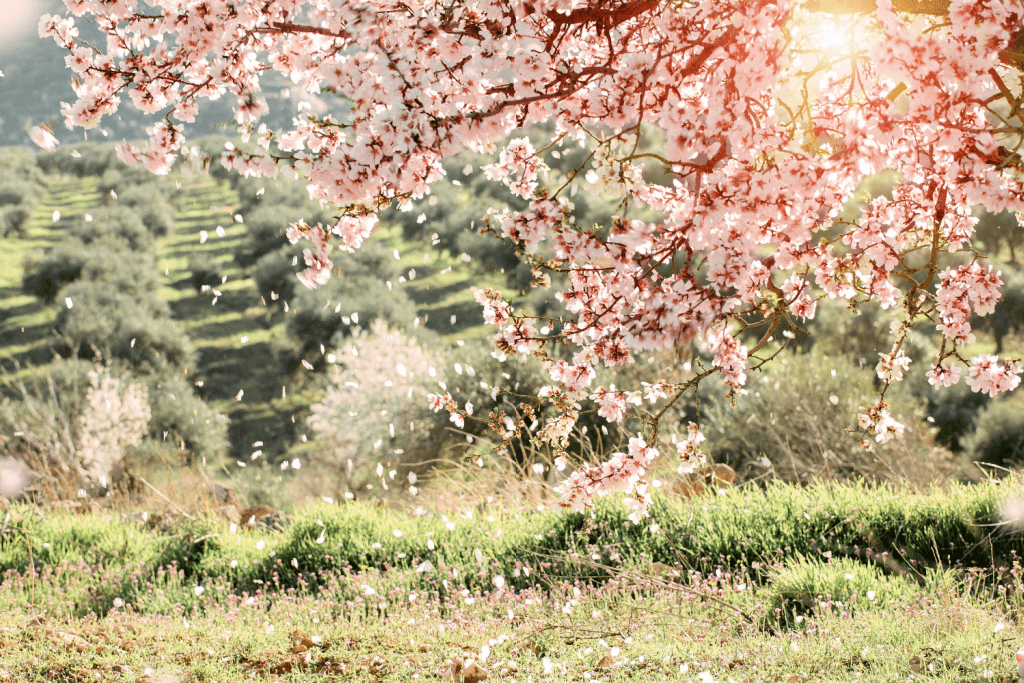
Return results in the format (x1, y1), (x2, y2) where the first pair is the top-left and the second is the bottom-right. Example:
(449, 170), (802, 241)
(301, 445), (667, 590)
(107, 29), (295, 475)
(39, 0), (1024, 519)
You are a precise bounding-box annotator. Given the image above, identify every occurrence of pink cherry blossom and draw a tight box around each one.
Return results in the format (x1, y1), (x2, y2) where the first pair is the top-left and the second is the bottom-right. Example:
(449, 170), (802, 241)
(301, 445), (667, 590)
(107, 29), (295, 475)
(29, 125), (58, 152)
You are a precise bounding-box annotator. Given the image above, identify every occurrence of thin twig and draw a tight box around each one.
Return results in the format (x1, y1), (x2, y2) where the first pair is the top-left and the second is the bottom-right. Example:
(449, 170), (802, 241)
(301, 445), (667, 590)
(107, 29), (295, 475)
(137, 476), (192, 519)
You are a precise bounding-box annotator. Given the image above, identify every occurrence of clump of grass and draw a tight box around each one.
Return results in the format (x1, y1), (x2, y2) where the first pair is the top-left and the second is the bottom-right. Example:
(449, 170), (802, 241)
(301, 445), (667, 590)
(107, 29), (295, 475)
(765, 556), (918, 628)
(2, 477), (1023, 622)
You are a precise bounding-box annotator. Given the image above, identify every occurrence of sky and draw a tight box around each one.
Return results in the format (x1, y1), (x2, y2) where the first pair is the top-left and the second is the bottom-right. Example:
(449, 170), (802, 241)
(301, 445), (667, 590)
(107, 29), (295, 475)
(0, 0), (43, 55)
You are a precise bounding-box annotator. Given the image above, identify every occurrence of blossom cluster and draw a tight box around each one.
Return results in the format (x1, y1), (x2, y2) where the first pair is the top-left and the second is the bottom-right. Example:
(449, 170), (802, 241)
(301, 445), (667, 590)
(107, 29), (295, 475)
(675, 422), (708, 475)
(856, 401), (905, 446)
(556, 437), (659, 523)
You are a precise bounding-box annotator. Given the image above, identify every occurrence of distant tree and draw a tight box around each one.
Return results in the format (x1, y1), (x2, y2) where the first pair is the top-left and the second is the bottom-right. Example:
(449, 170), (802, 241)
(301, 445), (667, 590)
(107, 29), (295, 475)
(187, 254), (223, 294)
(54, 281), (196, 375)
(69, 206), (154, 252)
(115, 183), (177, 237)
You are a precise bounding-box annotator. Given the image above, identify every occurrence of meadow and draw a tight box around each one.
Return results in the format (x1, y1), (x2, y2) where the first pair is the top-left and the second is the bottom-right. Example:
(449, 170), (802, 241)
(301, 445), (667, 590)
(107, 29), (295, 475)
(1, 480), (1024, 681)
(1, 146), (1023, 682)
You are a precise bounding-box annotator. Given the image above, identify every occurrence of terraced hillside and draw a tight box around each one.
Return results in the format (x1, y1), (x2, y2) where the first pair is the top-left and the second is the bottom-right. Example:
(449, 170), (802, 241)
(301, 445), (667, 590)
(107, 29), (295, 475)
(0, 169), (519, 471)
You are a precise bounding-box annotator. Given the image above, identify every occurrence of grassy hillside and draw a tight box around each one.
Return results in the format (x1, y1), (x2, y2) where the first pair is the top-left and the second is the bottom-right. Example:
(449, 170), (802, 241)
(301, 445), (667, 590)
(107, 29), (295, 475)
(0, 168), (519, 479)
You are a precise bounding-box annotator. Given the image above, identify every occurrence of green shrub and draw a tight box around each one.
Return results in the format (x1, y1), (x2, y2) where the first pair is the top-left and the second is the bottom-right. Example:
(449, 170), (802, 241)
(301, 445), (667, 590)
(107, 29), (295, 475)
(0, 204), (35, 238)
(252, 244), (303, 305)
(383, 153), (524, 255)
(456, 230), (519, 273)
(69, 206), (154, 252)
(974, 208), (1024, 262)
(0, 179), (40, 207)
(146, 374), (230, 466)
(285, 273), (416, 369)
(989, 264), (1023, 354)
(23, 240), (162, 304)
(927, 382), (991, 452)
(232, 174), (333, 219)
(53, 281), (195, 374)
(963, 401), (1024, 468)
(253, 239), (398, 308)
(96, 164), (180, 201)
(116, 183), (177, 236)
(802, 298), (936, 368)
(187, 253), (223, 293)
(0, 146), (47, 186)
(233, 206), (292, 268)
(22, 242), (88, 303)
(36, 142), (120, 178)
(699, 352), (952, 485)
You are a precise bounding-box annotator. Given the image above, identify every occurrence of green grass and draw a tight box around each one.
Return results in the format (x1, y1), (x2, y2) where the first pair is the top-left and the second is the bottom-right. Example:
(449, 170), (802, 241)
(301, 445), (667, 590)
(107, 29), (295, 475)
(1, 479), (1024, 681)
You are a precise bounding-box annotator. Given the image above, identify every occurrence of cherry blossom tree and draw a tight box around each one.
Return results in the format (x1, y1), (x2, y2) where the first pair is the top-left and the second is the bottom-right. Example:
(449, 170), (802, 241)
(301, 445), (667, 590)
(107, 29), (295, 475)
(39, 0), (1024, 521)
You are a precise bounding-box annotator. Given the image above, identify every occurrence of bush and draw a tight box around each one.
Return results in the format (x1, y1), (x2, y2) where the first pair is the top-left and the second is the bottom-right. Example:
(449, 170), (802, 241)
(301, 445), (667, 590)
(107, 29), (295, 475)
(963, 401), (1024, 469)
(23, 240), (161, 303)
(699, 351), (959, 486)
(802, 298), (936, 369)
(307, 329), (615, 502)
(307, 323), (446, 496)
(75, 366), (151, 486)
(926, 382), (991, 452)
(53, 281), (196, 374)
(233, 205), (321, 268)
(765, 556), (917, 627)
(0, 160), (43, 238)
(188, 254), (223, 293)
(146, 374), (230, 466)
(116, 183), (177, 236)
(232, 174), (333, 219)
(69, 206), (154, 252)
(0, 179), (40, 208)
(0, 360), (148, 499)
(0, 146), (47, 186)
(37, 143), (120, 178)
(252, 245), (303, 305)
(233, 206), (291, 268)
(988, 264), (1023, 354)
(383, 152), (525, 254)
(22, 242), (87, 303)
(255, 232), (399, 310)
(974, 208), (1024, 262)
(0, 204), (35, 238)
(285, 272), (416, 369)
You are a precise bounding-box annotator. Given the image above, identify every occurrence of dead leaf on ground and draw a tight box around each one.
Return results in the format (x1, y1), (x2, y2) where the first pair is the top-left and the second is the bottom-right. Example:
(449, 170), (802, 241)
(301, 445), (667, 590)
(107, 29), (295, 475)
(52, 630), (90, 653)
(462, 660), (488, 683)
(136, 672), (188, 683)
(449, 656), (463, 682)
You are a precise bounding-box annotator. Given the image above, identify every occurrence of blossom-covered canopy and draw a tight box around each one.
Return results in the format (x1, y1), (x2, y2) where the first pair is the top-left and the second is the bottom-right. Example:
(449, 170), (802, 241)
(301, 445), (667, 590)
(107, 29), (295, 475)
(40, 0), (1024, 518)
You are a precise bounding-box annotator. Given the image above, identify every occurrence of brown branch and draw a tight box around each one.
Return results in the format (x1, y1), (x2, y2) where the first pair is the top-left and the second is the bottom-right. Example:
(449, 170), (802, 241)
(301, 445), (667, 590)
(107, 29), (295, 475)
(542, 0), (662, 28)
